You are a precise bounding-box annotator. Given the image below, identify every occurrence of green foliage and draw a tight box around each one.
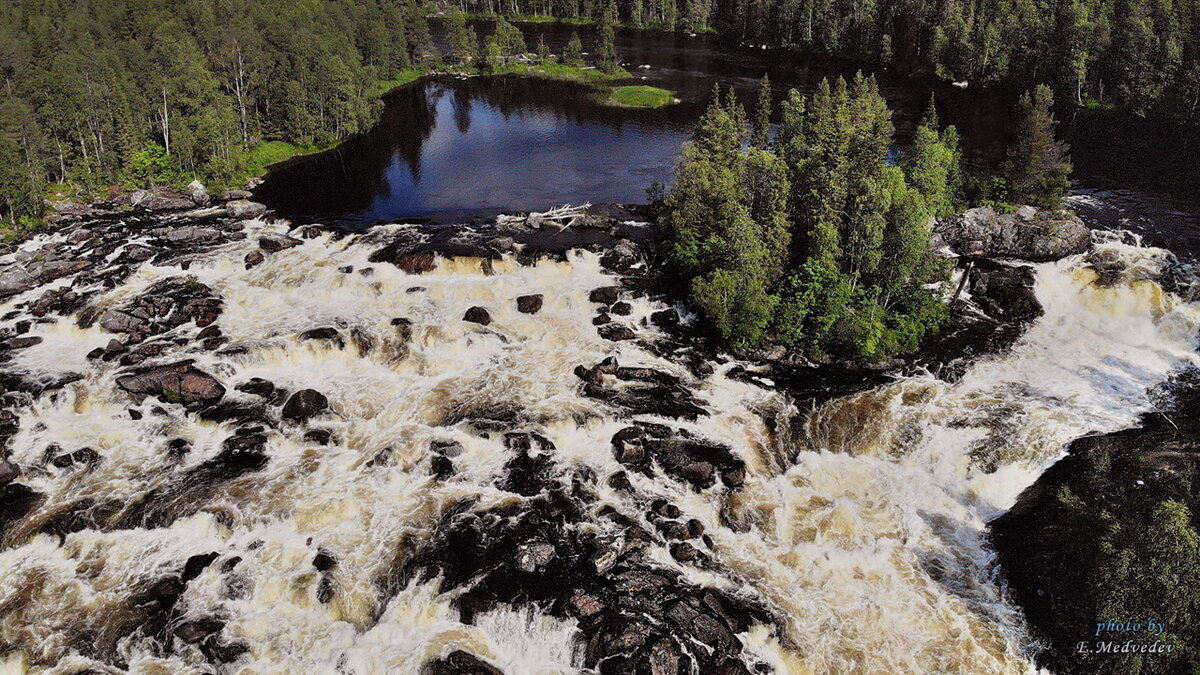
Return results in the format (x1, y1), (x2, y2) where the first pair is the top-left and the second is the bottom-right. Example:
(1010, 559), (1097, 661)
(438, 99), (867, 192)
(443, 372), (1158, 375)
(596, 0), (619, 73)
(609, 85), (673, 108)
(751, 74), (772, 150)
(1095, 500), (1200, 674)
(1003, 85), (1073, 208)
(123, 144), (178, 187)
(663, 78), (949, 360)
(901, 97), (964, 218)
(564, 32), (585, 67)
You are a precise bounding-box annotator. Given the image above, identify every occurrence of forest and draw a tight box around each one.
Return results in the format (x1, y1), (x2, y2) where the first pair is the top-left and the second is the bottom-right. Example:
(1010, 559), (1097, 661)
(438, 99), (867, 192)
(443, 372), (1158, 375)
(0, 0), (1193, 228)
(0, 0), (431, 226)
(658, 76), (1069, 358)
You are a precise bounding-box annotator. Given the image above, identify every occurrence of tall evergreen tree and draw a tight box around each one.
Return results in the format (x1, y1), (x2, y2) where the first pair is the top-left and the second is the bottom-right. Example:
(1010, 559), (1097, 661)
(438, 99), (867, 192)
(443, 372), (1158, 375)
(1003, 84), (1073, 208)
(751, 74), (772, 150)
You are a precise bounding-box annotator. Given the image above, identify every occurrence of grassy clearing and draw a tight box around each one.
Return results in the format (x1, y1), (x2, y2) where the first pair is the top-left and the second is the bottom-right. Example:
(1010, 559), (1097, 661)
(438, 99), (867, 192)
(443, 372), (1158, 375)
(608, 85), (674, 108)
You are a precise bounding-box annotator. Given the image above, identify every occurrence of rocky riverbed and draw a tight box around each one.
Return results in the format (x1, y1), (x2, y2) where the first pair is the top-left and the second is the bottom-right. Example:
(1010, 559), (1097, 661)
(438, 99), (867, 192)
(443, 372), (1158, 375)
(0, 187), (1195, 674)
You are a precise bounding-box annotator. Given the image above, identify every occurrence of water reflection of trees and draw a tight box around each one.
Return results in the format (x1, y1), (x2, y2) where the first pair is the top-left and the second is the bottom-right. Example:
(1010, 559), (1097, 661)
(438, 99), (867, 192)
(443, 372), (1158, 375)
(254, 84), (439, 221)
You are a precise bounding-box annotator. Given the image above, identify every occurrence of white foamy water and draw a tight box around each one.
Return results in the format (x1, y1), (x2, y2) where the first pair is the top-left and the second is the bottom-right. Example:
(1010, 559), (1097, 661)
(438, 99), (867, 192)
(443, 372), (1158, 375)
(0, 219), (1195, 674)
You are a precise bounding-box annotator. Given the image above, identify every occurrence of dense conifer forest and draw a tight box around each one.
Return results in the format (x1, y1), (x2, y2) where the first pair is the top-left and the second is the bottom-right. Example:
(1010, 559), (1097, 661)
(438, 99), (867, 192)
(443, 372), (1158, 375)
(0, 0), (1192, 228)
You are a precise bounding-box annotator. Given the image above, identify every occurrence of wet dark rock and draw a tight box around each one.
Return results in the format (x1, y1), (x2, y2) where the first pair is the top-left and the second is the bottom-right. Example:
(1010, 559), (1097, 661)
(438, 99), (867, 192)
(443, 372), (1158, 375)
(166, 438), (192, 457)
(174, 619), (225, 644)
(589, 286), (621, 304)
(651, 499), (681, 519)
(496, 432), (557, 496)
(183, 552), (220, 581)
(116, 362), (225, 405)
(610, 301), (633, 316)
(514, 540), (557, 572)
(281, 389), (328, 422)
(0, 460), (20, 485)
(686, 519), (705, 538)
(313, 551), (338, 571)
(422, 650), (504, 675)
(299, 327), (344, 348)
(165, 226), (222, 244)
(463, 306), (492, 325)
(259, 233), (302, 253)
(516, 294), (544, 314)
(304, 428), (334, 445)
(592, 312), (612, 325)
(370, 247), (438, 274)
(99, 276), (223, 337)
(967, 261), (1042, 321)
(225, 199), (267, 220)
(598, 323), (636, 341)
(990, 369), (1200, 675)
(185, 180), (211, 206)
(0, 336), (41, 350)
(670, 542), (700, 562)
(934, 206), (1090, 261)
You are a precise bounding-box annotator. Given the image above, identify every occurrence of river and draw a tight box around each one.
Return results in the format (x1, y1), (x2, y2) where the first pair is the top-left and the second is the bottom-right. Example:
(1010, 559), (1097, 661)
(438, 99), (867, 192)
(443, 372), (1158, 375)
(0, 23), (1198, 675)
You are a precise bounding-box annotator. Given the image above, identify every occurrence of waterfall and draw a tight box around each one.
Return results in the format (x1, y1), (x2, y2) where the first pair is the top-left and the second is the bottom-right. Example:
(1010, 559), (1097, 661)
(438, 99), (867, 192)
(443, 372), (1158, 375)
(0, 216), (1195, 674)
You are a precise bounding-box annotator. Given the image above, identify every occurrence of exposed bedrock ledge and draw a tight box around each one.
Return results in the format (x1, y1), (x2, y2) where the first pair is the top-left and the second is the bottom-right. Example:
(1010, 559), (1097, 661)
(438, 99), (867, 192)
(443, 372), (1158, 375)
(934, 205), (1091, 262)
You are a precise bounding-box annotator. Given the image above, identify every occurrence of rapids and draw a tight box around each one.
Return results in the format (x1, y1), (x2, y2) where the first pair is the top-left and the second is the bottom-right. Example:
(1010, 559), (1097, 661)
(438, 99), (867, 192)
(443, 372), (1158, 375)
(0, 216), (1196, 675)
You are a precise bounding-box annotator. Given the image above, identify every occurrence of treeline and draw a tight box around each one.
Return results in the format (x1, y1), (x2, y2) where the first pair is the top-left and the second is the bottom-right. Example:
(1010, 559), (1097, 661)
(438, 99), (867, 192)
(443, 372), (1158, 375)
(660, 76), (1070, 359)
(0, 0), (436, 225)
(444, 0), (1200, 123)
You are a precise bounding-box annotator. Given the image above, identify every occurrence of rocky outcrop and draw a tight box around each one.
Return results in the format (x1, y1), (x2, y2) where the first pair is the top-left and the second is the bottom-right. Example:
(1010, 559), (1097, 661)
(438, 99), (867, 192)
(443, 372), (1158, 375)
(116, 362), (225, 405)
(934, 206), (1091, 261)
(991, 368), (1200, 675)
(98, 276), (222, 339)
(225, 199), (268, 220)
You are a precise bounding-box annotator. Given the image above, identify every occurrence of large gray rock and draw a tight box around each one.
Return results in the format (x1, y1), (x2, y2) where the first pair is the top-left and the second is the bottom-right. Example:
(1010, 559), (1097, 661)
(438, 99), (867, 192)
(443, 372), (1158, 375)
(934, 206), (1091, 262)
(185, 180), (212, 206)
(226, 199), (267, 220)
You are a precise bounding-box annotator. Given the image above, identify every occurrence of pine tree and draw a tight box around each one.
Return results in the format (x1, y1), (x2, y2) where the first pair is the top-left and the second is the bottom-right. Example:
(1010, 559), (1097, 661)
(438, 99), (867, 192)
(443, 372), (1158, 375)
(597, 0), (619, 73)
(751, 74), (772, 150)
(1003, 84), (1073, 208)
(564, 31), (585, 66)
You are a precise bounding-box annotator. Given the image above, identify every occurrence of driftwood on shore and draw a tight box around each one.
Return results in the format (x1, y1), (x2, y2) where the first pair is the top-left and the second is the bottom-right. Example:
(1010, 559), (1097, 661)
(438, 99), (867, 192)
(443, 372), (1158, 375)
(496, 203), (591, 230)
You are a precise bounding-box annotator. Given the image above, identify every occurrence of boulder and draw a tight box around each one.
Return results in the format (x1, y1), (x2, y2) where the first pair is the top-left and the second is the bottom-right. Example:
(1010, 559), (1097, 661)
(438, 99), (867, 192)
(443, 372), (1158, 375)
(282, 389), (328, 421)
(934, 206), (1090, 261)
(463, 306), (492, 325)
(166, 226), (222, 244)
(395, 251), (437, 274)
(174, 619), (224, 644)
(598, 323), (635, 341)
(589, 286), (621, 304)
(225, 199), (267, 220)
(221, 189), (252, 201)
(185, 180), (212, 206)
(423, 651), (504, 675)
(259, 233), (302, 253)
(245, 251), (264, 268)
(516, 294), (543, 314)
(116, 362), (226, 404)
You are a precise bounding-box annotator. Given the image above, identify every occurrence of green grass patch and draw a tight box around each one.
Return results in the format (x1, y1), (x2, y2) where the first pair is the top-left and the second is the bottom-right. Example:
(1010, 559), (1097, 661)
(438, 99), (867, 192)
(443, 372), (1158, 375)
(370, 67), (430, 98)
(608, 85), (674, 108)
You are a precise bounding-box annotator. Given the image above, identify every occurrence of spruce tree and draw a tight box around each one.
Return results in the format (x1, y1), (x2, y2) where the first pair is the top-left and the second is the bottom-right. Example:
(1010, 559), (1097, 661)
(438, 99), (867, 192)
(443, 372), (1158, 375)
(751, 74), (772, 149)
(1003, 84), (1072, 208)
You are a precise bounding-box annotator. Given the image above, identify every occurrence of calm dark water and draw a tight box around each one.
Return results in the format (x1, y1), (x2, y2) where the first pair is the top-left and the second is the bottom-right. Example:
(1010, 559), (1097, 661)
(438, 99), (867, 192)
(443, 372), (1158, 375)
(256, 22), (1200, 226)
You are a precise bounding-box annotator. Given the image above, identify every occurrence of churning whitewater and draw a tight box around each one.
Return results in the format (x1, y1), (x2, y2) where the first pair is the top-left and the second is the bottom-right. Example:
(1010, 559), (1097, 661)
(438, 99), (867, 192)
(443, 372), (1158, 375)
(0, 212), (1196, 675)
